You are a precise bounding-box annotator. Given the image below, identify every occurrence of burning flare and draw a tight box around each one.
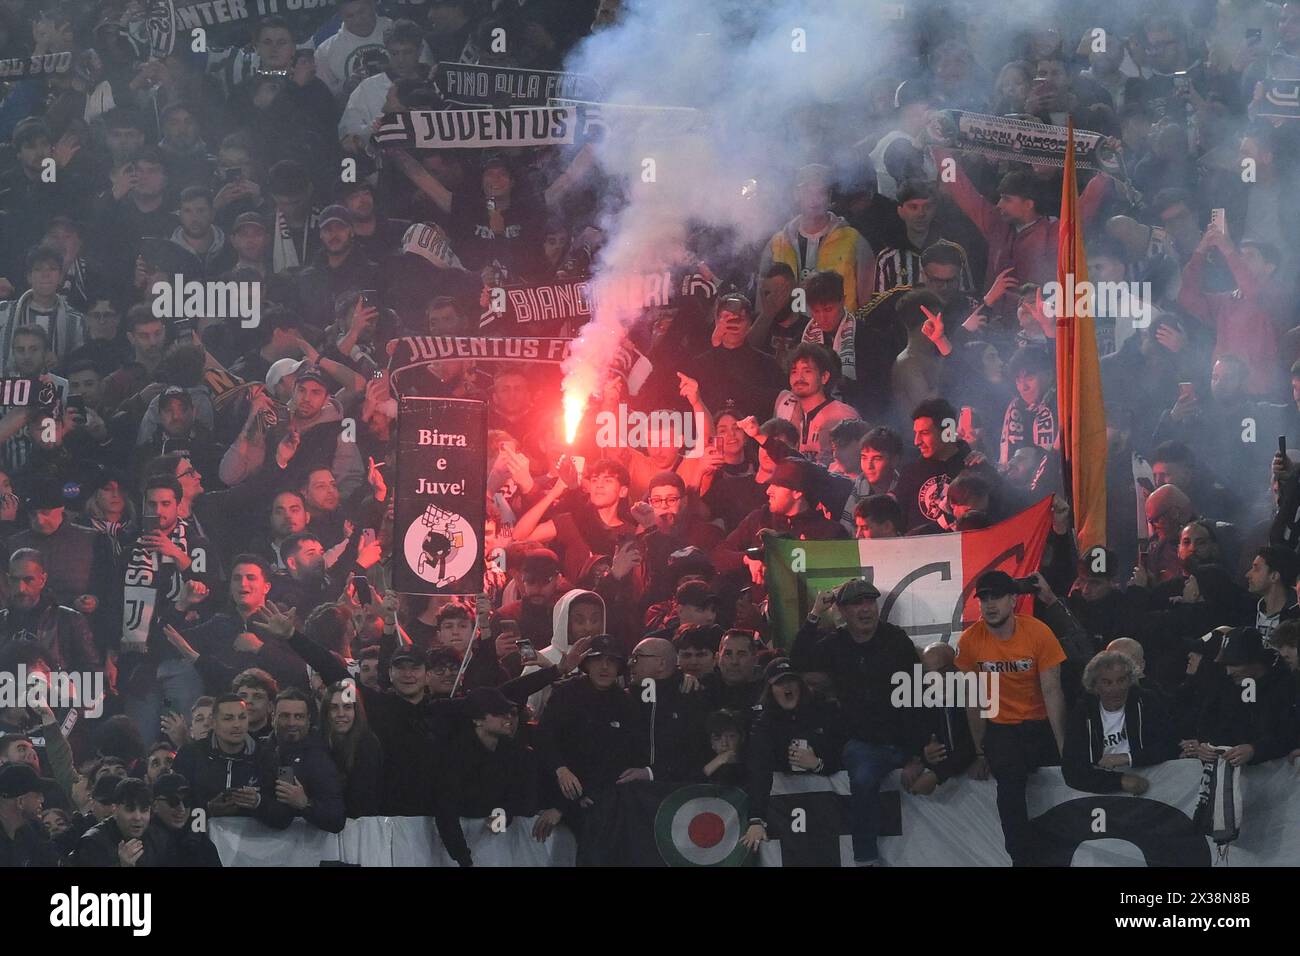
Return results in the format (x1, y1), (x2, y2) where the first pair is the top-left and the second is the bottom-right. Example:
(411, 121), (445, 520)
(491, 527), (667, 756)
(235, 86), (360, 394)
(563, 392), (586, 444)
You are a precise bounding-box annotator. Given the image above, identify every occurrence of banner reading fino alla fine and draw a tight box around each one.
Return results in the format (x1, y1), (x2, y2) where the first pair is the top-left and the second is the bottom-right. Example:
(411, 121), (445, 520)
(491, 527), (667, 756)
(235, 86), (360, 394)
(393, 397), (486, 595)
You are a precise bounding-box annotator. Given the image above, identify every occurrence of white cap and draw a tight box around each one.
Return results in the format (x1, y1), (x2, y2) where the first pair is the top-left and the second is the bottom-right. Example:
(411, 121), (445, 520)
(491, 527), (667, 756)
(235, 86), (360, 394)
(266, 358), (304, 389)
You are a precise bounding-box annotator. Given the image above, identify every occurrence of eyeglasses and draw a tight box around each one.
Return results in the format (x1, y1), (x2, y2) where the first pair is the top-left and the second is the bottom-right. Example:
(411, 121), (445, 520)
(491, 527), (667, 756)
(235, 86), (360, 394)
(177, 468), (199, 480)
(648, 496), (681, 507)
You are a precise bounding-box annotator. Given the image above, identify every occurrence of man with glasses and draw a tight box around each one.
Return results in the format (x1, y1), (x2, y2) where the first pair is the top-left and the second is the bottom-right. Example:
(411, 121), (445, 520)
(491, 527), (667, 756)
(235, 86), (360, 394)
(148, 772), (219, 865)
(63, 296), (132, 374)
(639, 472), (722, 604)
(956, 571), (1068, 866)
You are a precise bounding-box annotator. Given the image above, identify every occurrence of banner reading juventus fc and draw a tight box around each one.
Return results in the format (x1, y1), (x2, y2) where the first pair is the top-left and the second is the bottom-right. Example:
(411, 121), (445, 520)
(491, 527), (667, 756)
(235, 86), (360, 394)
(765, 497), (1054, 649)
(393, 397), (486, 595)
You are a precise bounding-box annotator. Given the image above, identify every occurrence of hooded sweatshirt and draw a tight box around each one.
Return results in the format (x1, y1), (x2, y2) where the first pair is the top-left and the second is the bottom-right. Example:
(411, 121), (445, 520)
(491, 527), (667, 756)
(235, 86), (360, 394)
(522, 588), (605, 719)
(218, 395), (365, 495)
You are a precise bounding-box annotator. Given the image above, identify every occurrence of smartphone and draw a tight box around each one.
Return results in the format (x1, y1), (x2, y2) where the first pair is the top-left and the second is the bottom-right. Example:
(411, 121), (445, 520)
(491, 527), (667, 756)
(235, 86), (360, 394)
(1172, 71), (1190, 94)
(515, 638), (538, 664)
(1210, 208), (1227, 237)
(713, 435), (725, 453)
(222, 167), (242, 183)
(350, 573), (372, 606)
(276, 766), (297, 786)
(66, 394), (86, 423)
(142, 514), (161, 534)
(790, 738), (810, 772)
(1280, 435), (1288, 457)
(360, 290), (380, 310)
(1177, 382), (1195, 402)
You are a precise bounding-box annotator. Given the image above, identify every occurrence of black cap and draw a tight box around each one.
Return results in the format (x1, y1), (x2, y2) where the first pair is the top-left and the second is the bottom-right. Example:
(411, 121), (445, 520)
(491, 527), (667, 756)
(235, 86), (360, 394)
(675, 580), (718, 610)
(769, 459), (813, 493)
(390, 645), (427, 667)
(974, 570), (1018, 599)
(763, 657), (800, 685)
(294, 364), (327, 387)
(465, 686), (516, 719)
(834, 577), (881, 605)
(160, 385), (193, 408)
(580, 634), (626, 669)
(232, 212), (268, 234)
(667, 546), (715, 582)
(23, 477), (67, 511)
(0, 762), (50, 799)
(152, 773), (191, 800)
(1219, 626), (1273, 666)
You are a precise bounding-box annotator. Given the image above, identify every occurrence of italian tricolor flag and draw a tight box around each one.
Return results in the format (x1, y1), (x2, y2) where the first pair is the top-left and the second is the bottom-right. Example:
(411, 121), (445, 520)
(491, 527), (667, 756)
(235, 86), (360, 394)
(765, 497), (1055, 649)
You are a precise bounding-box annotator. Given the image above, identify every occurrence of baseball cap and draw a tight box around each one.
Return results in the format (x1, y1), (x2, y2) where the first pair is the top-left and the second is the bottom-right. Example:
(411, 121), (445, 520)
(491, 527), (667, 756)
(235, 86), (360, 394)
(92, 775), (123, 803)
(464, 686), (516, 719)
(295, 364), (327, 387)
(675, 580), (718, 610)
(0, 762), (50, 799)
(265, 358), (304, 389)
(667, 546), (715, 583)
(318, 205), (353, 229)
(232, 212), (268, 234)
(1218, 626), (1272, 666)
(763, 657), (800, 685)
(1186, 626), (1230, 656)
(974, 570), (1018, 599)
(833, 578), (881, 605)
(390, 645), (427, 667)
(23, 477), (67, 511)
(160, 385), (193, 408)
(580, 634), (626, 669)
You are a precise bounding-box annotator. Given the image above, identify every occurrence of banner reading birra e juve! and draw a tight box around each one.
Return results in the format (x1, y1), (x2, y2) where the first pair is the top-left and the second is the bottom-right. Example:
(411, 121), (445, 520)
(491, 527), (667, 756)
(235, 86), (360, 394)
(393, 398), (486, 595)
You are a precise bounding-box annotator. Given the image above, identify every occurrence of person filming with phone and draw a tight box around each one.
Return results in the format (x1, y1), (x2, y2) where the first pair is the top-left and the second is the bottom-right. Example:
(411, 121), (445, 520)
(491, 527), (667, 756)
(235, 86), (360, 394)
(267, 688), (345, 833)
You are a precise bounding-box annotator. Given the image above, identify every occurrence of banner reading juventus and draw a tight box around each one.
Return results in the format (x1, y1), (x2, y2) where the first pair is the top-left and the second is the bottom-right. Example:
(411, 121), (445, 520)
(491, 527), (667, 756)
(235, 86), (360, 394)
(765, 497), (1054, 649)
(374, 107), (590, 149)
(393, 397), (486, 595)
(437, 61), (603, 107)
(387, 335), (574, 394)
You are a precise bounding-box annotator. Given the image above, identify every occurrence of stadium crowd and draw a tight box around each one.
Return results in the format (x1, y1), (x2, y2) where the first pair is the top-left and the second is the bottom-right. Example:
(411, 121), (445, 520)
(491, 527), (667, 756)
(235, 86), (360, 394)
(1, 0), (1300, 868)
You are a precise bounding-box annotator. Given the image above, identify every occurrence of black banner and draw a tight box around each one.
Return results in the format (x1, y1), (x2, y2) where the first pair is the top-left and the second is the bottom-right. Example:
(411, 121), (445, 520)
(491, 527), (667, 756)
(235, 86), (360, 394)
(373, 105), (603, 149)
(147, 0), (335, 51)
(436, 61), (603, 107)
(393, 397), (486, 595)
(479, 278), (595, 336)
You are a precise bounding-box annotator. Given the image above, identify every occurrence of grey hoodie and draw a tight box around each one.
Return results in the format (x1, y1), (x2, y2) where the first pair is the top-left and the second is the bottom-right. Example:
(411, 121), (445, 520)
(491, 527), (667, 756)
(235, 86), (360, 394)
(219, 395), (365, 495)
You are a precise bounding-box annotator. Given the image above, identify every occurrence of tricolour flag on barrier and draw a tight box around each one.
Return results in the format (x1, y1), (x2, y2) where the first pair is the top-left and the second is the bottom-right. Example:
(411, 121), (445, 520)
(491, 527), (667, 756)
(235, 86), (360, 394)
(578, 782), (753, 866)
(765, 497), (1054, 649)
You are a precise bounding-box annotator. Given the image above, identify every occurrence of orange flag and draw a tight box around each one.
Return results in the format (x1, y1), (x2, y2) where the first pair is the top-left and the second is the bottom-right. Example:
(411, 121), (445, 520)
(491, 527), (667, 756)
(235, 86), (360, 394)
(1056, 121), (1108, 551)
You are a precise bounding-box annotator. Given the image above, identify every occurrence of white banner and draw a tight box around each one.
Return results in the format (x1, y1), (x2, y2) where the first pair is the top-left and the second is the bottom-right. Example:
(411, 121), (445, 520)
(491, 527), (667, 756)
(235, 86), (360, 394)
(209, 815), (577, 867)
(880, 757), (1300, 866)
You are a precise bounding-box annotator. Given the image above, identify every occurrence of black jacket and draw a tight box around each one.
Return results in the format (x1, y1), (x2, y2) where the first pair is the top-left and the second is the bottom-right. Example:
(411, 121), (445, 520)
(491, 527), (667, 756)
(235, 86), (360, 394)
(332, 729), (384, 818)
(1062, 687), (1178, 793)
(172, 734), (294, 829)
(745, 699), (845, 822)
(1195, 657), (1297, 762)
(147, 819), (222, 866)
(434, 725), (555, 866)
(0, 821), (59, 867)
(791, 620), (921, 747)
(628, 674), (711, 783)
(267, 732), (347, 833)
(537, 674), (638, 795)
(71, 817), (170, 867)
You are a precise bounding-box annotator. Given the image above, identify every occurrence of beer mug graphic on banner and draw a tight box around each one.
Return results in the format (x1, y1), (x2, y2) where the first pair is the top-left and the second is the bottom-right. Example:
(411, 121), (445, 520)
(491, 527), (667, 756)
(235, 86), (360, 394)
(403, 502), (478, 588)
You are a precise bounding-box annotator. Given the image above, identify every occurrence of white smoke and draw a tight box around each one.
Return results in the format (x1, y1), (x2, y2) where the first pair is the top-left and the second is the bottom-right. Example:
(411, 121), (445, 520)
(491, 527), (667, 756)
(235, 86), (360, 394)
(559, 0), (908, 421)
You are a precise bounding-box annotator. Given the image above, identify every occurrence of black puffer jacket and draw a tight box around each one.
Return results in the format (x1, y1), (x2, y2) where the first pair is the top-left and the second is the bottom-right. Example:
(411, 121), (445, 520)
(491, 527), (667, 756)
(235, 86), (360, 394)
(745, 698), (845, 822)
(172, 734), (294, 829)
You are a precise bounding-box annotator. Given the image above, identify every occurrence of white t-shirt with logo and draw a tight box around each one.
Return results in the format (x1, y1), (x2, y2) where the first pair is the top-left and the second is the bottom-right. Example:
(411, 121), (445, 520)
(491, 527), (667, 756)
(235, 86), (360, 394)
(1100, 704), (1130, 758)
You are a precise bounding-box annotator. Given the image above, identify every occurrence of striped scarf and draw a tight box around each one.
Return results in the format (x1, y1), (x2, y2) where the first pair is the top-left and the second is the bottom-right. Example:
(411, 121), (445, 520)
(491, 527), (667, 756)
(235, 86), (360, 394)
(0, 292), (85, 368)
(122, 519), (190, 649)
(999, 389), (1058, 464)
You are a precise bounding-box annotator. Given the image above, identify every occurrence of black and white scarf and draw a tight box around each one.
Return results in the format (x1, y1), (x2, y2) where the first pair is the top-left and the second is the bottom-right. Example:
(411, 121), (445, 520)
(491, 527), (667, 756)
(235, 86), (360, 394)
(0, 292), (84, 367)
(1000, 388), (1058, 464)
(122, 519), (190, 649)
(272, 208), (320, 274)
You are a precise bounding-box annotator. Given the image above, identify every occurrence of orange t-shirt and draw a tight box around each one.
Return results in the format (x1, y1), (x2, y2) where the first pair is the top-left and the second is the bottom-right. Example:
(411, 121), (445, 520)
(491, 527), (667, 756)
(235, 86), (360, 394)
(954, 614), (1066, 724)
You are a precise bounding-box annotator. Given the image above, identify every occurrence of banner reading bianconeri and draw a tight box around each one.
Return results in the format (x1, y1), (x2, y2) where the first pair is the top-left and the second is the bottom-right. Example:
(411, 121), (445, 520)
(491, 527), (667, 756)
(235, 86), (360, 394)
(393, 397), (486, 595)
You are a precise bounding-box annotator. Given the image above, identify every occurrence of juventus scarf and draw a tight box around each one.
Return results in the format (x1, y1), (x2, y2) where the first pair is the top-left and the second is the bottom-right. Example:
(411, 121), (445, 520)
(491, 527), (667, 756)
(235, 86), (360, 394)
(0, 292), (84, 368)
(1000, 390), (1058, 464)
(122, 520), (190, 649)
